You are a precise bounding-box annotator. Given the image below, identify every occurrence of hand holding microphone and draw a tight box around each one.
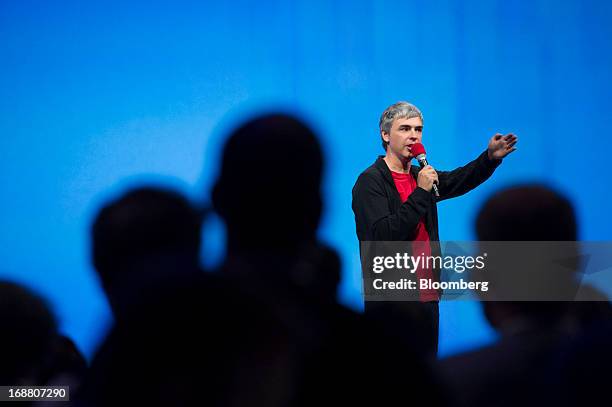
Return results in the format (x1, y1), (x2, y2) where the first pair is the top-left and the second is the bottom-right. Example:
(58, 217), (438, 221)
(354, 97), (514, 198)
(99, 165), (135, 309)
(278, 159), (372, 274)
(410, 143), (440, 198)
(417, 165), (439, 195)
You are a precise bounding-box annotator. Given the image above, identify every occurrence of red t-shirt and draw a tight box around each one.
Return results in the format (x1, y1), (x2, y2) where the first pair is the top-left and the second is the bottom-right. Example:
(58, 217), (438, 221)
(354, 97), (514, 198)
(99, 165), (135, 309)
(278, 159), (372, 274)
(390, 170), (439, 302)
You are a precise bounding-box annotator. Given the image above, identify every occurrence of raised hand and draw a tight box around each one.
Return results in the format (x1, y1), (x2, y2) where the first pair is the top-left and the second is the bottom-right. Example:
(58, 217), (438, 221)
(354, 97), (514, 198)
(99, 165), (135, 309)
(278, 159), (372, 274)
(487, 133), (518, 160)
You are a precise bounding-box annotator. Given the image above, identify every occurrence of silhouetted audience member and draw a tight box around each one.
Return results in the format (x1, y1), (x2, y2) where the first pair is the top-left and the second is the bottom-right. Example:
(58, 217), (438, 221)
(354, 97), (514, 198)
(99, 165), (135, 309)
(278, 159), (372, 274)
(476, 185), (610, 331)
(79, 274), (295, 407)
(438, 184), (611, 407)
(476, 184), (577, 242)
(548, 317), (612, 406)
(1, 281), (58, 386)
(84, 182), (298, 405)
(0, 280), (86, 399)
(91, 186), (203, 319)
(212, 113), (445, 406)
(213, 114), (322, 252)
(212, 114), (341, 325)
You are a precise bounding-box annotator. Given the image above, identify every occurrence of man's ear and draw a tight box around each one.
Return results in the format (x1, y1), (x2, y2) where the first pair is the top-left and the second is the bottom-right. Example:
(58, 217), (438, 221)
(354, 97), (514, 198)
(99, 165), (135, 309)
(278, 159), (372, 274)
(381, 130), (390, 144)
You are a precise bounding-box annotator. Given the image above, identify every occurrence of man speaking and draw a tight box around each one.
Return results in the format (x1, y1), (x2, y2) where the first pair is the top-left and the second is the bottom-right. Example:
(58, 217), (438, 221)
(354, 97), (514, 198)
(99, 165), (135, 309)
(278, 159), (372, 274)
(351, 101), (517, 355)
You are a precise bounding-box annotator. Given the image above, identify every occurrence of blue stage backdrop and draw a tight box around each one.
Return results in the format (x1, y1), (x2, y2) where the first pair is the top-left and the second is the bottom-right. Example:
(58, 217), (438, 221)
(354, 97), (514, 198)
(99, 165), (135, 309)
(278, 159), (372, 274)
(1, 0), (611, 359)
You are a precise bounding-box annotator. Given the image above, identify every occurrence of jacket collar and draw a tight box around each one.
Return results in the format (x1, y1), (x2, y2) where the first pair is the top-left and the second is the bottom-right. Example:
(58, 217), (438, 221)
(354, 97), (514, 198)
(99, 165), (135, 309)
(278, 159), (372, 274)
(374, 156), (419, 187)
(374, 156), (394, 187)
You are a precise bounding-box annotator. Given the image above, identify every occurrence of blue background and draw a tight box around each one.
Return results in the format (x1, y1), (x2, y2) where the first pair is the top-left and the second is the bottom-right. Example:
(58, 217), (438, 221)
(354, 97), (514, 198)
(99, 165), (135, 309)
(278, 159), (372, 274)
(1, 0), (611, 359)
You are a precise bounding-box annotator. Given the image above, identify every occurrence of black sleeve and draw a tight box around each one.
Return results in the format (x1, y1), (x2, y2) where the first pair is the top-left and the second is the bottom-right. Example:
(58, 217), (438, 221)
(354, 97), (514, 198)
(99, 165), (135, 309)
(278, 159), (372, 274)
(436, 150), (502, 202)
(352, 172), (433, 241)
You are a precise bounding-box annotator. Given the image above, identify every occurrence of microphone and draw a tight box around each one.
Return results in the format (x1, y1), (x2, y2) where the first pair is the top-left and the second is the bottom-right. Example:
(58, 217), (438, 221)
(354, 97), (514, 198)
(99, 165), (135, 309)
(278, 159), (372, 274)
(410, 143), (440, 198)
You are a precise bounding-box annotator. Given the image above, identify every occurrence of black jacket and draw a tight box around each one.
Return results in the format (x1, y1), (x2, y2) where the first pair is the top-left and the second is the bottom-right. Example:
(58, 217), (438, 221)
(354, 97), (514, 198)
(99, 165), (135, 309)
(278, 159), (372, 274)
(352, 150), (501, 260)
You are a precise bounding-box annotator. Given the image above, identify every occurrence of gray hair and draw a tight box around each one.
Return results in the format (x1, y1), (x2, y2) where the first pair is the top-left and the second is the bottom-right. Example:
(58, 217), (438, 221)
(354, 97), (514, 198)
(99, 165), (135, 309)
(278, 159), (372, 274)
(379, 101), (424, 151)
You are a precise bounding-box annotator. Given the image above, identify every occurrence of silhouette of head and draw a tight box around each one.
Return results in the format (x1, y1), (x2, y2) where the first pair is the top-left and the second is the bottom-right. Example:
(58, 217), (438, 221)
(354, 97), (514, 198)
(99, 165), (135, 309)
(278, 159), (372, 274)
(91, 186), (202, 314)
(476, 184), (576, 241)
(475, 185), (580, 331)
(213, 113), (323, 252)
(0, 281), (57, 384)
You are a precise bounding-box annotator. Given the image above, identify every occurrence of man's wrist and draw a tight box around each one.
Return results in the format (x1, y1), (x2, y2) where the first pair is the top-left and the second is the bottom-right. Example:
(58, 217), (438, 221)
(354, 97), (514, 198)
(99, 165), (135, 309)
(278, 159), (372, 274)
(486, 150), (502, 162)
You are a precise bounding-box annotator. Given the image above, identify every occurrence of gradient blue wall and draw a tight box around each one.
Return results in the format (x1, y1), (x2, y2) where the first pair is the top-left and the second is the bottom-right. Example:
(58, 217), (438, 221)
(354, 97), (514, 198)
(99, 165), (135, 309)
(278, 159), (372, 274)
(1, 0), (611, 358)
